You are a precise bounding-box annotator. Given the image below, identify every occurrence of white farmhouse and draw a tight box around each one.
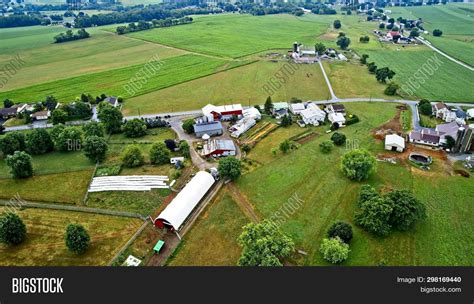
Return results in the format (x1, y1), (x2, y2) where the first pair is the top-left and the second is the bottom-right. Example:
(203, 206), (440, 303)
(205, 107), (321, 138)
(300, 107), (326, 126)
(328, 112), (346, 127)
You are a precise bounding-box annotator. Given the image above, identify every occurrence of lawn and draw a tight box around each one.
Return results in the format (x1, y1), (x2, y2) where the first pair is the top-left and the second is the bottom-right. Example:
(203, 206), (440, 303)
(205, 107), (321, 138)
(0, 170), (92, 204)
(0, 26), (185, 91)
(168, 189), (249, 266)
(123, 60), (330, 115)
(233, 102), (473, 266)
(0, 207), (141, 266)
(0, 54), (229, 103)
(126, 14), (328, 58)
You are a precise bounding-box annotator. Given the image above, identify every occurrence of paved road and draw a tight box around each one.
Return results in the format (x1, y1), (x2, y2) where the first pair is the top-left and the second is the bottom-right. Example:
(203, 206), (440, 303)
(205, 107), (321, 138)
(415, 37), (474, 72)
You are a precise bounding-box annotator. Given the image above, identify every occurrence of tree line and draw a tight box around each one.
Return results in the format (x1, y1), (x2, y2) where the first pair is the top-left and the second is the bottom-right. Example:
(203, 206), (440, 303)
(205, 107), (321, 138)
(116, 16), (192, 35)
(53, 29), (90, 43)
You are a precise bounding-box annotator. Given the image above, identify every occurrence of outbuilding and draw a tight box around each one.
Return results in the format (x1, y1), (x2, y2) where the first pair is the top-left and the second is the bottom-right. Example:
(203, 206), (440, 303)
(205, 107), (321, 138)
(193, 121), (223, 138)
(154, 171), (215, 233)
(385, 134), (405, 152)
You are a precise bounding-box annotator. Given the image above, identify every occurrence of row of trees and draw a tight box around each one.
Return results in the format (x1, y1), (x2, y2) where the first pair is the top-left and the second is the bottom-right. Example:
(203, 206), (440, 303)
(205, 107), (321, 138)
(121, 139), (189, 168)
(0, 212), (90, 254)
(360, 54), (399, 96)
(116, 17), (193, 35)
(53, 29), (90, 43)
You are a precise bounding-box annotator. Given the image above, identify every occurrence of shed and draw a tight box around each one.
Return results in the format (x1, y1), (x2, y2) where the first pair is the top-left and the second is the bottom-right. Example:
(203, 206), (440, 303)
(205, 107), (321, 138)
(289, 103), (305, 115)
(154, 171), (215, 232)
(153, 240), (165, 254)
(385, 134), (405, 152)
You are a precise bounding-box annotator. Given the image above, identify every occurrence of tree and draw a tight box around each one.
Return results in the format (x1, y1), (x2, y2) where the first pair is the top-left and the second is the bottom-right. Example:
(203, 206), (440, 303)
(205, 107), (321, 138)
(358, 184), (379, 206)
(333, 19), (341, 29)
(238, 220), (294, 266)
(51, 109), (68, 125)
(281, 114), (292, 127)
(179, 141), (190, 158)
(433, 29), (443, 37)
(122, 119), (147, 138)
(359, 35), (370, 43)
(367, 62), (377, 73)
(319, 140), (333, 153)
(331, 132), (346, 146)
(0, 125), (4, 135)
(3, 98), (14, 108)
(319, 237), (350, 264)
(65, 224), (90, 254)
(74, 102), (92, 119)
(375, 67), (396, 83)
(0, 132), (26, 155)
(83, 136), (108, 162)
(360, 54), (369, 64)
(314, 42), (326, 55)
(384, 82), (399, 96)
(385, 190), (426, 231)
(83, 121), (104, 138)
(327, 222), (353, 243)
(443, 135), (456, 150)
(182, 119), (195, 134)
(121, 145), (144, 168)
(279, 139), (291, 154)
(341, 149), (377, 181)
(418, 99), (433, 116)
(44, 95), (58, 111)
(97, 103), (123, 134)
(0, 213), (26, 245)
(355, 196), (393, 236)
(5, 151), (33, 178)
(264, 96), (274, 114)
(409, 29), (420, 38)
(26, 129), (54, 155)
(164, 139), (177, 151)
(54, 127), (82, 152)
(336, 36), (351, 50)
(218, 157), (242, 180)
(150, 142), (170, 165)
(241, 144), (251, 153)
(379, 23), (385, 29)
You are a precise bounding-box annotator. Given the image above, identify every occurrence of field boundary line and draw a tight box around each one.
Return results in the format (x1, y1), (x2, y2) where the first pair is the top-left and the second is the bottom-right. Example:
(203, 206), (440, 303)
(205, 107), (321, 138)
(107, 220), (149, 266)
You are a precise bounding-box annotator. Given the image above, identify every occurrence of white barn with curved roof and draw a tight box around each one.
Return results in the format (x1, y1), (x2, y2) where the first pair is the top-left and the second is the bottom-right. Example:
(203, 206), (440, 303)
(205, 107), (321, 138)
(154, 171), (215, 232)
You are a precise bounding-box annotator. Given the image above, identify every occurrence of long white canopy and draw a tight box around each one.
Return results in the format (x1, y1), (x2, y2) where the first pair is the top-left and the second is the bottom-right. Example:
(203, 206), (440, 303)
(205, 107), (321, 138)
(155, 171), (215, 231)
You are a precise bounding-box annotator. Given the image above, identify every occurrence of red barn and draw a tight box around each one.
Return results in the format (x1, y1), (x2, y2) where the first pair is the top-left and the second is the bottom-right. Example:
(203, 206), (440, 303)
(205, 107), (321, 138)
(202, 104), (243, 121)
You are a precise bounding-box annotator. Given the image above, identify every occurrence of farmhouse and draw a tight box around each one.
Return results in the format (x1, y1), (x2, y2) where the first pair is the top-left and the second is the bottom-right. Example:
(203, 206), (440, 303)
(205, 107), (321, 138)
(409, 128), (441, 147)
(291, 42), (318, 64)
(154, 171), (215, 233)
(230, 117), (256, 138)
(289, 103), (306, 115)
(243, 107), (261, 121)
(385, 134), (405, 152)
(193, 117), (223, 138)
(300, 106), (326, 126)
(104, 96), (119, 107)
(31, 110), (50, 121)
(0, 107), (18, 119)
(201, 139), (236, 157)
(272, 102), (289, 119)
(325, 104), (346, 116)
(202, 104), (243, 121)
(328, 112), (346, 127)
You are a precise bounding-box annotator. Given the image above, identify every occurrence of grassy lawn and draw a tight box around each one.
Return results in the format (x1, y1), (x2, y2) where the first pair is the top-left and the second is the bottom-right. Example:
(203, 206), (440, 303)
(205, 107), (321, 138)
(419, 113), (443, 128)
(0, 54), (229, 103)
(233, 102), (473, 266)
(0, 170), (92, 204)
(0, 207), (141, 266)
(168, 189), (249, 266)
(126, 14), (328, 58)
(123, 60), (330, 115)
(0, 26), (185, 91)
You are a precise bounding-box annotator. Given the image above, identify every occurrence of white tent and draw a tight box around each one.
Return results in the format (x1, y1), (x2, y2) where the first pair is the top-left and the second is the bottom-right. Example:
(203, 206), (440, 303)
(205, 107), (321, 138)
(154, 171), (215, 231)
(385, 134), (405, 152)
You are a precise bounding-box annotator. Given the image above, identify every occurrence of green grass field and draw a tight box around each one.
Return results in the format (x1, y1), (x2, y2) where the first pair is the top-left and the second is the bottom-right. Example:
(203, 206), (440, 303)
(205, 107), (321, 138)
(123, 60), (330, 115)
(168, 190), (248, 266)
(390, 4), (474, 66)
(0, 207), (141, 266)
(0, 26), (185, 91)
(126, 14), (328, 58)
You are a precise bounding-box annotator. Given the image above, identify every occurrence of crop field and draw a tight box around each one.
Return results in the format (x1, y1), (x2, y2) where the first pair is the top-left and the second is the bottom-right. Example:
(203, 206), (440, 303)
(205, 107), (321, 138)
(124, 60), (330, 115)
(168, 190), (248, 266)
(390, 4), (474, 66)
(0, 207), (141, 266)
(0, 54), (229, 102)
(232, 102), (474, 266)
(126, 14), (328, 58)
(0, 26), (186, 91)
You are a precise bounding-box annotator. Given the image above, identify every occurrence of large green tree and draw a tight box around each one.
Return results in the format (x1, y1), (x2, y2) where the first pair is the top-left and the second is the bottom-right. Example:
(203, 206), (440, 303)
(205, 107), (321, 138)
(83, 121), (104, 138)
(341, 149), (377, 181)
(5, 151), (33, 178)
(385, 190), (426, 231)
(218, 157), (242, 180)
(0, 132), (26, 156)
(418, 99), (433, 116)
(336, 36), (351, 50)
(121, 145), (144, 168)
(327, 222), (353, 243)
(355, 196), (393, 236)
(149, 142), (170, 165)
(182, 119), (195, 134)
(65, 224), (90, 254)
(122, 119), (147, 138)
(264, 96), (273, 114)
(83, 136), (108, 162)
(97, 102), (123, 134)
(319, 237), (350, 264)
(26, 129), (54, 155)
(51, 109), (68, 125)
(0, 213), (27, 245)
(314, 42), (326, 55)
(238, 220), (294, 266)
(54, 127), (82, 152)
